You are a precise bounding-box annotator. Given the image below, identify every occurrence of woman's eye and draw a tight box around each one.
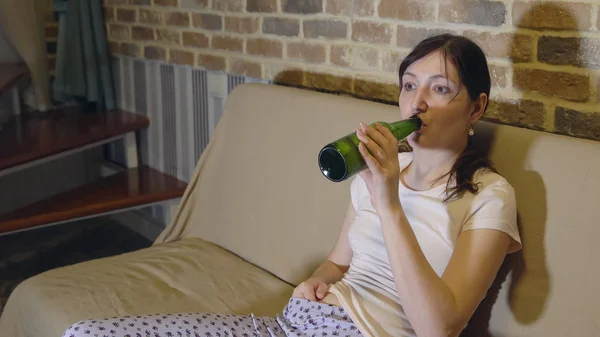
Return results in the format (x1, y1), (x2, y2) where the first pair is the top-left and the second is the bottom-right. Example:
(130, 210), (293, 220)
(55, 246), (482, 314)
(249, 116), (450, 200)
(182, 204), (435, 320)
(404, 83), (416, 91)
(434, 86), (451, 94)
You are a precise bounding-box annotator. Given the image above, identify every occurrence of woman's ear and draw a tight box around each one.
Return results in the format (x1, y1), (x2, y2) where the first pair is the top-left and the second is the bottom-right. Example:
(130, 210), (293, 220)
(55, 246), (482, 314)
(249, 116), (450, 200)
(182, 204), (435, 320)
(470, 93), (488, 124)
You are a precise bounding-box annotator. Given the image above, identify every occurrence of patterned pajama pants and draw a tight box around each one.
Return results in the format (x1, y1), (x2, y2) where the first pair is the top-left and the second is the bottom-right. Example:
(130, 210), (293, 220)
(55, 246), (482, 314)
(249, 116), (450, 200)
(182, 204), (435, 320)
(62, 298), (363, 337)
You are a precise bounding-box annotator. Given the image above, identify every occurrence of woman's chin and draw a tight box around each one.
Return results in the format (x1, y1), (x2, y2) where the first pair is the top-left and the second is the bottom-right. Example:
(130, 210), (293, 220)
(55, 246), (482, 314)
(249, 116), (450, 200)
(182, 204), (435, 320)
(407, 133), (434, 149)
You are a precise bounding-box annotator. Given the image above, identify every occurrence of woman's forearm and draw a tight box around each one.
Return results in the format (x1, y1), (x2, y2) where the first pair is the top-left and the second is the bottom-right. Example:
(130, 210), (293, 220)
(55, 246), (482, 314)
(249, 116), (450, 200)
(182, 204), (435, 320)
(310, 259), (348, 285)
(379, 206), (462, 337)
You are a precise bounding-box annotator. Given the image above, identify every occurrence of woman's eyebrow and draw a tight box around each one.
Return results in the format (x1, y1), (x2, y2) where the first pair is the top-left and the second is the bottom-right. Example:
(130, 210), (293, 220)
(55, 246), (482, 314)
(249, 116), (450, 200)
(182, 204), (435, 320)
(403, 72), (457, 85)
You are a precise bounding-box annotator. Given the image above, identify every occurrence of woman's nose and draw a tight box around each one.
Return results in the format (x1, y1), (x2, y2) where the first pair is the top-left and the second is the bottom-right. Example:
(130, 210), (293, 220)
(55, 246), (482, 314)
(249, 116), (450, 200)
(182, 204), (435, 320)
(411, 89), (428, 113)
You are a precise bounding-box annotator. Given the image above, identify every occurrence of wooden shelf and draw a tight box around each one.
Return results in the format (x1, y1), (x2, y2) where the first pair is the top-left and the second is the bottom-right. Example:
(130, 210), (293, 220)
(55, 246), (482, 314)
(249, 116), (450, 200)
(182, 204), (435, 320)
(0, 63), (28, 97)
(0, 107), (149, 174)
(0, 166), (187, 234)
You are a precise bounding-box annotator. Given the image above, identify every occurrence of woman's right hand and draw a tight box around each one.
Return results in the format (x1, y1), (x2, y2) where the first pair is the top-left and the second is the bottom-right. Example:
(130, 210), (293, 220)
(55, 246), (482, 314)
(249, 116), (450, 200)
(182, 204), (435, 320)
(291, 278), (329, 301)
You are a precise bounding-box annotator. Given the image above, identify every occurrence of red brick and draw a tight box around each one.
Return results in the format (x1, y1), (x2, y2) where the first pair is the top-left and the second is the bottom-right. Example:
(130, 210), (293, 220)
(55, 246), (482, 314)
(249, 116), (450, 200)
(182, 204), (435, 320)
(117, 8), (136, 23)
(382, 50), (407, 73)
(513, 1), (592, 31)
(331, 45), (379, 70)
(464, 31), (533, 62)
(180, 0), (208, 9)
(169, 49), (195, 66)
(396, 25), (454, 48)
(212, 35), (243, 52)
(165, 11), (190, 27)
(287, 42), (326, 63)
(306, 72), (353, 93)
(489, 64), (507, 88)
(109, 24), (130, 40)
(270, 67), (305, 86)
(514, 68), (589, 102)
(378, 0), (436, 22)
(229, 58), (262, 78)
(303, 19), (347, 39)
(103, 7), (116, 21)
(192, 13), (223, 30)
(132, 26), (155, 41)
(182, 31), (209, 48)
(352, 21), (392, 45)
(439, 1), (505, 26)
(281, 0), (323, 14)
(225, 16), (260, 34)
(486, 99), (545, 129)
(538, 37), (600, 69)
(145, 46), (167, 60)
(326, 0), (374, 17)
(214, 0), (244, 11)
(139, 9), (162, 24)
(197, 54), (227, 71)
(247, 0), (277, 12)
(354, 78), (399, 102)
(263, 18), (300, 36)
(247, 38), (283, 58)
(120, 42), (141, 57)
(156, 29), (180, 44)
(154, 0), (178, 6)
(555, 107), (600, 140)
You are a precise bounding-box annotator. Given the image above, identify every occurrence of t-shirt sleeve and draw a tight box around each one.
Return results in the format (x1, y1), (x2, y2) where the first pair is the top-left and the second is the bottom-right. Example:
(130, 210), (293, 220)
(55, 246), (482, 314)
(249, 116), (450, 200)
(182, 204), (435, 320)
(461, 179), (522, 254)
(350, 174), (367, 211)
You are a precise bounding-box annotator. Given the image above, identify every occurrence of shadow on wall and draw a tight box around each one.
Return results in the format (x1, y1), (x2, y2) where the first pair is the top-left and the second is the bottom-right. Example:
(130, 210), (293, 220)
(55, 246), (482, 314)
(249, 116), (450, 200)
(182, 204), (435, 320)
(267, 3), (594, 335)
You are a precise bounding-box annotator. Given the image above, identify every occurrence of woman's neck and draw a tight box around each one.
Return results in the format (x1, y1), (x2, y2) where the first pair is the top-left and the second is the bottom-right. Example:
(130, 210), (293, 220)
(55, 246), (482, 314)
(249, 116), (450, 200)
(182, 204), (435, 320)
(403, 147), (462, 191)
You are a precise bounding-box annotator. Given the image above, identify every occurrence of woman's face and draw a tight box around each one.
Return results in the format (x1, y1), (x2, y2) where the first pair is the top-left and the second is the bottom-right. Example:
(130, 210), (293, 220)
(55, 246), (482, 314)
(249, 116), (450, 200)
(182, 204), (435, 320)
(399, 50), (483, 151)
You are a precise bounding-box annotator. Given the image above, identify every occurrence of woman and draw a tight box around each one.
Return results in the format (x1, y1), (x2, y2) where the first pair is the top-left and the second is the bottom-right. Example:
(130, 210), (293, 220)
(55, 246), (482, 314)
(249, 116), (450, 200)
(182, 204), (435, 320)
(63, 34), (521, 337)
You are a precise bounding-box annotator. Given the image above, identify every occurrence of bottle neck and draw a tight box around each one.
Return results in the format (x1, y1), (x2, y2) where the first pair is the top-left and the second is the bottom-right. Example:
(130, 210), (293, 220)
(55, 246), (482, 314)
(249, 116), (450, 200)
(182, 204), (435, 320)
(389, 116), (421, 140)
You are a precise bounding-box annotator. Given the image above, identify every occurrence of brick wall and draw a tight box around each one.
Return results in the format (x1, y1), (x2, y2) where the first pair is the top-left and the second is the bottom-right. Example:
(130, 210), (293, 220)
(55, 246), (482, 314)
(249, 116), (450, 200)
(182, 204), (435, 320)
(103, 0), (600, 141)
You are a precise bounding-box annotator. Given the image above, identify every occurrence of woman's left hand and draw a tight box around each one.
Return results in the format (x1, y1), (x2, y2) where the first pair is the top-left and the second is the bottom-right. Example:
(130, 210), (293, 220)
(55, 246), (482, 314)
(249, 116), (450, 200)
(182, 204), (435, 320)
(356, 122), (402, 212)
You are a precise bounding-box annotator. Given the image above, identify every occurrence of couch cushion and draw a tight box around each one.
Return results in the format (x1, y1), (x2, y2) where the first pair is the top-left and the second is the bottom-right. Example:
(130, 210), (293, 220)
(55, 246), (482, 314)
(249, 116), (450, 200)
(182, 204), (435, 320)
(0, 237), (293, 337)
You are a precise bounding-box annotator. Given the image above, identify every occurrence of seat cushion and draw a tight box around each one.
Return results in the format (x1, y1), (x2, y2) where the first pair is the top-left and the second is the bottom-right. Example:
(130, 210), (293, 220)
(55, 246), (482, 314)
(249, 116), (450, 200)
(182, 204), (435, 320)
(0, 237), (293, 337)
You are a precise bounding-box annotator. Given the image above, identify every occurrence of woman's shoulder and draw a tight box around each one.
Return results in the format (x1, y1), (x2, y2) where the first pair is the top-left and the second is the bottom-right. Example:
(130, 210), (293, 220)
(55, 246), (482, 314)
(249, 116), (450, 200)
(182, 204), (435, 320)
(472, 168), (515, 198)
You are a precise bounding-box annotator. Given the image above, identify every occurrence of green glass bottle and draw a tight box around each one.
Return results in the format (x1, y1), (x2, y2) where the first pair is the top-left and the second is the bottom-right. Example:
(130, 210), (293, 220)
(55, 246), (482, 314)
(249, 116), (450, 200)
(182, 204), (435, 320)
(318, 115), (422, 182)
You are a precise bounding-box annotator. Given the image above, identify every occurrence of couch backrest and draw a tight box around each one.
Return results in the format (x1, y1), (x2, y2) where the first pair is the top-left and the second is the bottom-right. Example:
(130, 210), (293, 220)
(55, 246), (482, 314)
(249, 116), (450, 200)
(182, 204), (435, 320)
(156, 83), (600, 336)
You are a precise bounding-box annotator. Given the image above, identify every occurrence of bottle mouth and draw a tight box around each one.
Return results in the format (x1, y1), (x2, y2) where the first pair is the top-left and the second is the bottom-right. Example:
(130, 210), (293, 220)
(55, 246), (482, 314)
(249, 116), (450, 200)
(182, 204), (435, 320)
(318, 146), (347, 182)
(410, 114), (423, 129)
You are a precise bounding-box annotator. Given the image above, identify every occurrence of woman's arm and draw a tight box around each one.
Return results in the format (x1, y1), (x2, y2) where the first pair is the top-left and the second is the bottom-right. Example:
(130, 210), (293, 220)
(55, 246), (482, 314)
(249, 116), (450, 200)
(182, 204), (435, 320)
(292, 201), (355, 300)
(312, 200), (355, 283)
(379, 207), (510, 337)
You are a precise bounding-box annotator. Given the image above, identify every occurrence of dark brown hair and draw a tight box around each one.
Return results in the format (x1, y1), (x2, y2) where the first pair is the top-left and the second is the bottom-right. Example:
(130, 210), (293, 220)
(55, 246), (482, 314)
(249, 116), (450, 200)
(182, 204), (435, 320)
(398, 33), (497, 202)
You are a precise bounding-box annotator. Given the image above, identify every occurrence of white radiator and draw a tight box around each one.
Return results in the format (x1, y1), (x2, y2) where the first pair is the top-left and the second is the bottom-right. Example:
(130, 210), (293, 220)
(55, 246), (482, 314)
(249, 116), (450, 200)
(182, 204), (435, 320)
(111, 56), (270, 225)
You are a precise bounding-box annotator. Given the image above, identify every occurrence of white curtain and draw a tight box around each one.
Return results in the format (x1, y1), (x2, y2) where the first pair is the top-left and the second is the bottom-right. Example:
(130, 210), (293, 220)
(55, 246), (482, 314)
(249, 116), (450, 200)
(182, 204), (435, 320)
(0, 0), (51, 111)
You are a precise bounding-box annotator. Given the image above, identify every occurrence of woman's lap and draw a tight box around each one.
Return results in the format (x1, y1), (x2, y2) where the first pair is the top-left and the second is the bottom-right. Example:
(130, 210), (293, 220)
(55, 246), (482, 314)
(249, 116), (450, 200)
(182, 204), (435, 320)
(62, 298), (363, 337)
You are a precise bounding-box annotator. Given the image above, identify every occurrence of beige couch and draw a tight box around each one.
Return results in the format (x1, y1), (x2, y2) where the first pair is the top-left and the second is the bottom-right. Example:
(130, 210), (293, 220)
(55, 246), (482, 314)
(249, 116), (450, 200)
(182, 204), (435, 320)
(1, 83), (599, 337)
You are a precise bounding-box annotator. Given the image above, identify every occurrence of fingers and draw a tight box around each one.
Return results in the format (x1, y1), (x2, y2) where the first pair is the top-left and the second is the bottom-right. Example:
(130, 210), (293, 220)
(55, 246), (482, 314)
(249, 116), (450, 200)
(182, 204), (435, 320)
(294, 282), (317, 301)
(357, 128), (386, 162)
(358, 142), (382, 172)
(374, 123), (397, 143)
(316, 282), (328, 300)
(303, 288), (317, 301)
(360, 122), (388, 146)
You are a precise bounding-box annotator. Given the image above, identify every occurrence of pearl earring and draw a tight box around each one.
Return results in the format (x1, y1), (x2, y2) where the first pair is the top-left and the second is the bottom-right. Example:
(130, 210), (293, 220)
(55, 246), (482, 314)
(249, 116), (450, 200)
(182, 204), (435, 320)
(468, 127), (475, 136)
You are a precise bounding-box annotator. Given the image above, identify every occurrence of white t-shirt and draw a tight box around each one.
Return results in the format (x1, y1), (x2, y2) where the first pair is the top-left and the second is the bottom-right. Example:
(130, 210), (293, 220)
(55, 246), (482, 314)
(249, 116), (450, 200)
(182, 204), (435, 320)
(328, 152), (522, 337)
